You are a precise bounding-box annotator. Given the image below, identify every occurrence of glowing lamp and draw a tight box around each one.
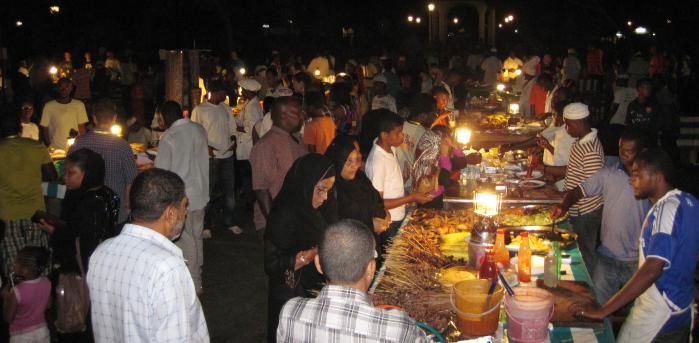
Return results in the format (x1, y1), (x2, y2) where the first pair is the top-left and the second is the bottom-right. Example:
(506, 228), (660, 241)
(337, 72), (347, 77)
(428, 3), (435, 11)
(66, 138), (75, 148)
(514, 69), (522, 76)
(49, 6), (60, 14)
(456, 127), (471, 144)
(509, 103), (520, 115)
(415, 17), (422, 24)
(49, 66), (58, 75)
(15, 21), (23, 27)
(496, 83), (506, 91)
(408, 15), (414, 22)
(314, 68), (321, 77)
(239, 67), (246, 75)
(634, 26), (648, 35)
(110, 124), (122, 136)
(474, 192), (500, 217)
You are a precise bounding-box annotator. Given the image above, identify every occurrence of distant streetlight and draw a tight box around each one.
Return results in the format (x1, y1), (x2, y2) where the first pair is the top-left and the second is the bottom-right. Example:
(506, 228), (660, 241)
(427, 3), (435, 44)
(498, 23), (503, 28)
(666, 19), (672, 24)
(49, 66), (58, 75)
(652, 32), (657, 37)
(15, 20), (23, 27)
(428, 3), (435, 11)
(415, 17), (422, 24)
(262, 24), (270, 29)
(49, 5), (60, 14)
(453, 17), (459, 24)
(615, 31), (623, 38)
(239, 67), (246, 75)
(504, 18), (510, 23)
(508, 15), (514, 21)
(514, 28), (519, 33)
(634, 26), (648, 35)
(408, 15), (414, 22)
(627, 20), (633, 26)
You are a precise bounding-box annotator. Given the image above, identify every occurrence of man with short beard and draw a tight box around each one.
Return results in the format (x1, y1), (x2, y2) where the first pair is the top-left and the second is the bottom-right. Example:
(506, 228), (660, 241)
(250, 97), (307, 232)
(87, 169), (209, 342)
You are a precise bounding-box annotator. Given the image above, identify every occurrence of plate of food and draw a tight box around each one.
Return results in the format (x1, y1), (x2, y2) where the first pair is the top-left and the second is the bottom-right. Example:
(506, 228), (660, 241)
(518, 179), (546, 189)
(498, 206), (568, 227)
(516, 170), (543, 179)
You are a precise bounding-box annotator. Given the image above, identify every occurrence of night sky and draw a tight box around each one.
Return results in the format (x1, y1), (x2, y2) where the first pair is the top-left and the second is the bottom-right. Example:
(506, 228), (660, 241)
(2, 0), (698, 63)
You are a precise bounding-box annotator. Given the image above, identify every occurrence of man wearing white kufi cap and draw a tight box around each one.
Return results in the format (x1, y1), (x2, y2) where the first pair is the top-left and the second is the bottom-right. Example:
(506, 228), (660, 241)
(232, 79), (264, 235)
(559, 102), (605, 271)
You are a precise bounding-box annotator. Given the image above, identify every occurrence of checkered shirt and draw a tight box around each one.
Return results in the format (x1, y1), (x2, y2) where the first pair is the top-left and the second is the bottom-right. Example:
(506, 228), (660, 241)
(87, 224), (209, 342)
(277, 285), (427, 343)
(68, 131), (138, 222)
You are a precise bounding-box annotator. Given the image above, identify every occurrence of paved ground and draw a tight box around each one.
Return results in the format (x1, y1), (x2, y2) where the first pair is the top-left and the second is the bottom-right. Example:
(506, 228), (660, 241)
(200, 206), (268, 343)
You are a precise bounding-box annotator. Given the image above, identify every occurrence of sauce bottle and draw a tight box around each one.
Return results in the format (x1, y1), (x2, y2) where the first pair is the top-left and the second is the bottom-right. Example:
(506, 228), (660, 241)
(494, 229), (509, 268)
(518, 232), (531, 283)
(479, 250), (498, 280)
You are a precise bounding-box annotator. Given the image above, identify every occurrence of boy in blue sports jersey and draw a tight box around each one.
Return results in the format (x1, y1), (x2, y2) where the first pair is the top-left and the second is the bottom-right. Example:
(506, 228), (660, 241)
(579, 148), (699, 343)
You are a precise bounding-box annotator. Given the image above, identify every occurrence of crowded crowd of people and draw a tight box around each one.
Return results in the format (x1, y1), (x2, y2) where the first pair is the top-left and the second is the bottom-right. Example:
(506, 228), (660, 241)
(0, 40), (697, 343)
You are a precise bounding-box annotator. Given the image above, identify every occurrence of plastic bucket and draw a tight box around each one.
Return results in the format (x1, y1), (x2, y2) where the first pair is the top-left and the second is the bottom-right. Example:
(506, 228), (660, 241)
(450, 279), (504, 337)
(505, 287), (554, 343)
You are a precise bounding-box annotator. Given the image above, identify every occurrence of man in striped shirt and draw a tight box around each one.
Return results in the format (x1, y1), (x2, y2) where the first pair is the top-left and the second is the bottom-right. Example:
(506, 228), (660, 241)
(560, 103), (604, 272)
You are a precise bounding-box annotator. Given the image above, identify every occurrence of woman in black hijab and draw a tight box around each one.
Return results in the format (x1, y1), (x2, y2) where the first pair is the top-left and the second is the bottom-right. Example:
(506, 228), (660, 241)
(264, 153), (337, 342)
(325, 135), (390, 233)
(37, 148), (119, 273)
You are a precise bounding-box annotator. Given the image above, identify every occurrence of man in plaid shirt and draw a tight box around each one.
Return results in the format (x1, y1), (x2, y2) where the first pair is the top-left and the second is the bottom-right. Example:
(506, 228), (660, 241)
(69, 98), (137, 223)
(277, 219), (427, 342)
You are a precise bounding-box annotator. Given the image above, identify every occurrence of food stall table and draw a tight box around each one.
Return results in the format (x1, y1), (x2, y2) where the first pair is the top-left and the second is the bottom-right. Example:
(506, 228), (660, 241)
(369, 209), (615, 343)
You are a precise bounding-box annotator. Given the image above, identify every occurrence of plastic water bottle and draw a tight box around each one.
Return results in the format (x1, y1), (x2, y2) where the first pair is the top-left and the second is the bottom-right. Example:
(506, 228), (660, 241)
(544, 248), (559, 287)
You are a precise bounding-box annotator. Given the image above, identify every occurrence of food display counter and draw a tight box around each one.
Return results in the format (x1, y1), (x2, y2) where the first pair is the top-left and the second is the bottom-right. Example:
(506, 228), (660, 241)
(369, 208), (615, 342)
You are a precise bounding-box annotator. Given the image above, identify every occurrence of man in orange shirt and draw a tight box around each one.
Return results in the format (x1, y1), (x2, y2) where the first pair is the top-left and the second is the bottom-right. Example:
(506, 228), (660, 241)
(303, 91), (336, 154)
(530, 73), (555, 118)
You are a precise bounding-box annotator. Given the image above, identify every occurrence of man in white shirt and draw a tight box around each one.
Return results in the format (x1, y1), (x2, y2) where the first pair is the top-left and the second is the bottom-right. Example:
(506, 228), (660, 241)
(481, 48), (502, 86)
(155, 101), (209, 294)
(370, 75), (397, 113)
(191, 80), (241, 235)
(87, 169), (209, 343)
(254, 88), (293, 142)
(365, 112), (432, 266)
(235, 79), (264, 209)
(562, 49), (582, 82)
(39, 78), (88, 149)
(20, 101), (39, 140)
(607, 75), (637, 125)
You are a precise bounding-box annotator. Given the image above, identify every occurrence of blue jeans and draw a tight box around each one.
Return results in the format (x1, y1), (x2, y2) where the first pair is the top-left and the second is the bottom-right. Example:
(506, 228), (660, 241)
(205, 156), (237, 229)
(570, 208), (602, 274)
(592, 253), (637, 305)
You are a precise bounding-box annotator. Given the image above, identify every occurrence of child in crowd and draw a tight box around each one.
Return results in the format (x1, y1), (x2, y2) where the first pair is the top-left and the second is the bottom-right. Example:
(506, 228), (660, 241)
(365, 111), (432, 265)
(1, 246), (51, 343)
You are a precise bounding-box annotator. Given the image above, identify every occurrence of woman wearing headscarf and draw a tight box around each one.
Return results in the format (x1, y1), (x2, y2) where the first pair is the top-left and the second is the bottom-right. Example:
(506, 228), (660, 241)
(325, 135), (390, 234)
(413, 126), (481, 208)
(264, 153), (337, 342)
(36, 148), (119, 273)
